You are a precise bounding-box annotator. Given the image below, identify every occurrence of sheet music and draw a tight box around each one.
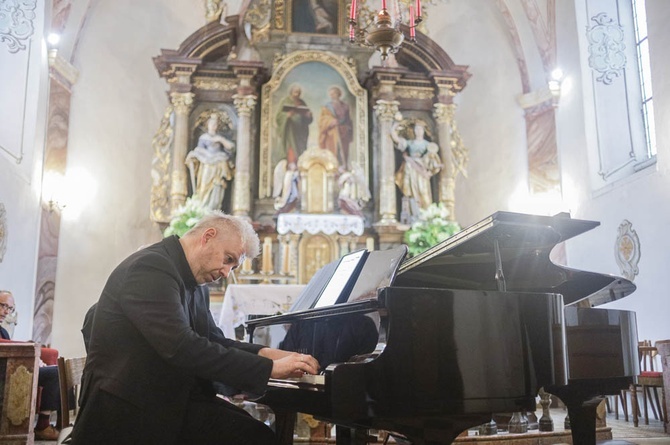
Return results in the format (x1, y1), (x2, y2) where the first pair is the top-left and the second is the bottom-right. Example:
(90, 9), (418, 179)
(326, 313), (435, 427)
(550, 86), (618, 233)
(313, 250), (367, 308)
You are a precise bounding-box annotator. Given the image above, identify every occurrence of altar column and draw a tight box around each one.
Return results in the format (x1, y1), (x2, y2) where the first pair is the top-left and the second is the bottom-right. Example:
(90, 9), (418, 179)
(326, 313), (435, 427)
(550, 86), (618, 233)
(434, 102), (457, 221)
(169, 92), (195, 212)
(374, 100), (400, 224)
(232, 94), (257, 218)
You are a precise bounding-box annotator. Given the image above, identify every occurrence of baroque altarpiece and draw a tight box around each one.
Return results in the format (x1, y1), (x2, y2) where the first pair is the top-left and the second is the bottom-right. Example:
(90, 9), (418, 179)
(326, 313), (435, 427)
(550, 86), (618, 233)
(151, 0), (470, 283)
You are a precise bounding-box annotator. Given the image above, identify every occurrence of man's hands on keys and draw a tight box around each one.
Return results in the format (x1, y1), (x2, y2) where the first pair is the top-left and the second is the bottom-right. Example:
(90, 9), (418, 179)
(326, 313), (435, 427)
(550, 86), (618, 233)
(259, 348), (320, 378)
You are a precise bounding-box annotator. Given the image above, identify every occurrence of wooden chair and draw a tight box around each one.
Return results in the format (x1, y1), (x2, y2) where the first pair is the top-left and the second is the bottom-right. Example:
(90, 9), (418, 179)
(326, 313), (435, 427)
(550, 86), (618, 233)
(56, 356), (86, 444)
(631, 340), (666, 427)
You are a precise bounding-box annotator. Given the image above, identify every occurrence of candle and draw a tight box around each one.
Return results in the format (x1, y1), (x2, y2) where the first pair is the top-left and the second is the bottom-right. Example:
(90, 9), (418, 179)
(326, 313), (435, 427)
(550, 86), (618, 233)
(409, 6), (415, 40)
(381, 0), (387, 11)
(281, 243), (290, 274)
(262, 237), (273, 273)
(349, 0), (357, 20)
(415, 0), (421, 19)
(242, 257), (253, 274)
(366, 237), (375, 251)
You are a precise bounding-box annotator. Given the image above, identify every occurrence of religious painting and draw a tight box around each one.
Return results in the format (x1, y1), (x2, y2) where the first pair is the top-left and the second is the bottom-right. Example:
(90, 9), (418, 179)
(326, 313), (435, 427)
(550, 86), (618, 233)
(259, 51), (368, 209)
(290, 0), (339, 34)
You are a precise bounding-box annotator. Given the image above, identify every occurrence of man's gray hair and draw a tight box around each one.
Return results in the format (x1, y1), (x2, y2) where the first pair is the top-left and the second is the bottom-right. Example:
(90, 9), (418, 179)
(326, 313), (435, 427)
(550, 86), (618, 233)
(185, 211), (260, 259)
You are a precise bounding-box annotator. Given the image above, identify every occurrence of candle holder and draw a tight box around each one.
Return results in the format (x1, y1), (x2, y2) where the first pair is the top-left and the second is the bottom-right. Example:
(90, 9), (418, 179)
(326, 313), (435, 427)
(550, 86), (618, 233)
(348, 0), (422, 60)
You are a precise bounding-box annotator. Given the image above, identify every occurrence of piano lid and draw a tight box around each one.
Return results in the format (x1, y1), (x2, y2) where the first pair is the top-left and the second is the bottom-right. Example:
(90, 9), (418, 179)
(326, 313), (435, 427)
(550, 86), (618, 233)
(395, 211), (635, 307)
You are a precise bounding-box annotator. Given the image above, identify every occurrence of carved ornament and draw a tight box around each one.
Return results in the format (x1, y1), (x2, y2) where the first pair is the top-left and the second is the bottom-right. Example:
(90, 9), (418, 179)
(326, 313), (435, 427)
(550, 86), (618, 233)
(170, 92), (195, 115)
(233, 94), (258, 116)
(150, 106), (174, 223)
(274, 0), (285, 29)
(396, 88), (434, 100)
(433, 102), (455, 124)
(244, 0), (271, 44)
(373, 100), (399, 121)
(193, 78), (238, 91)
(7, 365), (33, 425)
(615, 220), (640, 281)
(0, 0), (36, 53)
(587, 12), (626, 85)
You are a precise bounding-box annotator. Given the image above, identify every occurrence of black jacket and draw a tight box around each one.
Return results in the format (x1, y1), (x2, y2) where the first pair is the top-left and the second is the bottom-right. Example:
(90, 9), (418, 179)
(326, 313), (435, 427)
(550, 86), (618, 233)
(71, 236), (272, 444)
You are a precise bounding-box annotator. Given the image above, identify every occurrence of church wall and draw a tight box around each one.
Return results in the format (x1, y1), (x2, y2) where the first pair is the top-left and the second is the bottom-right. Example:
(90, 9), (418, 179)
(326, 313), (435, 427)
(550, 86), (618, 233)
(428, 0), (530, 226)
(0, 2), (48, 341)
(51, 0), (211, 356)
(557, 0), (670, 343)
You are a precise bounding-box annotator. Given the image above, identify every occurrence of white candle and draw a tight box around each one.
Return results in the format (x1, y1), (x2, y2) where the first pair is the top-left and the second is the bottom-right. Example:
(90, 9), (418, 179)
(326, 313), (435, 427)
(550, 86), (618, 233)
(262, 237), (273, 273)
(242, 257), (253, 273)
(366, 237), (375, 251)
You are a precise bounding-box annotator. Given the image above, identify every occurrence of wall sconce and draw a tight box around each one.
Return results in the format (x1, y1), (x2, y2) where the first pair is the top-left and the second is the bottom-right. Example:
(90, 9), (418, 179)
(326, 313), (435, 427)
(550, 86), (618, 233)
(548, 68), (564, 108)
(42, 171), (66, 213)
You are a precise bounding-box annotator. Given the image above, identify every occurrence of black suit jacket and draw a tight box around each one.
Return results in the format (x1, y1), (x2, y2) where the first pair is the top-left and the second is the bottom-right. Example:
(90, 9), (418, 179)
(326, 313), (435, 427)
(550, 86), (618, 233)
(71, 236), (272, 445)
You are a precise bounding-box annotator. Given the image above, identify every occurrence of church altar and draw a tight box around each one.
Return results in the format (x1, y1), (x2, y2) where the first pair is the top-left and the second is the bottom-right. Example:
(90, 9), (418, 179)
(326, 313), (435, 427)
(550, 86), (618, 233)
(218, 284), (306, 340)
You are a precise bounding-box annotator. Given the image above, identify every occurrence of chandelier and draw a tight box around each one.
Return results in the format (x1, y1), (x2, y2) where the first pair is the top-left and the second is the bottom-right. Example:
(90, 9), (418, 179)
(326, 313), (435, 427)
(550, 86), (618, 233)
(348, 0), (422, 60)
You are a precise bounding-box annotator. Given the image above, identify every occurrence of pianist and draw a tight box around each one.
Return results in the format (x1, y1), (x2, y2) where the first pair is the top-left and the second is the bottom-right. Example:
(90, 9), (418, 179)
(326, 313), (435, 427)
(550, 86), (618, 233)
(70, 212), (320, 445)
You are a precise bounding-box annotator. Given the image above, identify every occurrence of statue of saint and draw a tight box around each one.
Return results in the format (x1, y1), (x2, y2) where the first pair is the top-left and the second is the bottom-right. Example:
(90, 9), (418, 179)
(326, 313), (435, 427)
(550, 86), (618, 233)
(390, 121), (442, 214)
(186, 114), (235, 210)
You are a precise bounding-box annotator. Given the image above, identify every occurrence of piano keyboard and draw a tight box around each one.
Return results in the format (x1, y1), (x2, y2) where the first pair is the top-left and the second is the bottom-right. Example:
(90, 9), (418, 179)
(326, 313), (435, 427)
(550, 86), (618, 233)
(269, 374), (326, 391)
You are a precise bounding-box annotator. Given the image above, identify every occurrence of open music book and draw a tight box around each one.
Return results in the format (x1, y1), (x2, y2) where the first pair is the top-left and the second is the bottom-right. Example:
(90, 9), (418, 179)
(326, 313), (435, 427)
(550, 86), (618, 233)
(289, 245), (408, 312)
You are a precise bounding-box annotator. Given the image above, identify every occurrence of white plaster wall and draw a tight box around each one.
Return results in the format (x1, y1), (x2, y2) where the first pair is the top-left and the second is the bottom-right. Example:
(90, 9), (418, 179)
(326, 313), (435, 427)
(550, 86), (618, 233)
(428, 0), (529, 227)
(558, 1), (670, 343)
(0, 3), (48, 341)
(51, 0), (210, 356)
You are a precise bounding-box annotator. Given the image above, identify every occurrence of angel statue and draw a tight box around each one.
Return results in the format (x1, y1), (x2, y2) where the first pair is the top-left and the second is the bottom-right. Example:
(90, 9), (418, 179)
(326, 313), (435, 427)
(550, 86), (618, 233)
(272, 159), (300, 215)
(186, 114), (235, 210)
(337, 163), (371, 217)
(390, 120), (443, 218)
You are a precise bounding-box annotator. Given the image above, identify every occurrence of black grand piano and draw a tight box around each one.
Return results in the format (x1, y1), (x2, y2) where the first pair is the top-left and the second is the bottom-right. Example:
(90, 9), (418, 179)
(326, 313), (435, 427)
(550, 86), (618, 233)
(247, 211), (638, 445)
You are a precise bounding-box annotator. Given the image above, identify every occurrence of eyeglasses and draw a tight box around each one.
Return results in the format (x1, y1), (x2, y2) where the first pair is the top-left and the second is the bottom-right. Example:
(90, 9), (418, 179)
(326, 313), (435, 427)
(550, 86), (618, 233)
(0, 303), (15, 313)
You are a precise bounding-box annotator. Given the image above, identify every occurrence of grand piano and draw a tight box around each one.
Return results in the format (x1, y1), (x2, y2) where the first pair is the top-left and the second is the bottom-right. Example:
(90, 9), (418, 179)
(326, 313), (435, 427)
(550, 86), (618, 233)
(247, 211), (638, 445)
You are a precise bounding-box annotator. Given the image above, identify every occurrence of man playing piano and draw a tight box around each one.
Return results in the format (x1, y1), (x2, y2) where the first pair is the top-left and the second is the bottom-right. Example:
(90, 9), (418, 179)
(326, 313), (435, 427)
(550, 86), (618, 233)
(70, 212), (319, 445)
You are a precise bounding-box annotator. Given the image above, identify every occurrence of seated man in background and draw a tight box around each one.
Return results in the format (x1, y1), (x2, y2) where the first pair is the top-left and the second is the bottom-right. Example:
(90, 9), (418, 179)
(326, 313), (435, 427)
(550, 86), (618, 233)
(71, 212), (320, 445)
(0, 290), (61, 441)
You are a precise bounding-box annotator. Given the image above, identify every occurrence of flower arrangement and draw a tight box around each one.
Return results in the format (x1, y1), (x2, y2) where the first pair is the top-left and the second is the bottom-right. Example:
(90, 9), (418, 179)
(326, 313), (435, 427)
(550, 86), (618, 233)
(163, 197), (209, 238)
(404, 203), (461, 257)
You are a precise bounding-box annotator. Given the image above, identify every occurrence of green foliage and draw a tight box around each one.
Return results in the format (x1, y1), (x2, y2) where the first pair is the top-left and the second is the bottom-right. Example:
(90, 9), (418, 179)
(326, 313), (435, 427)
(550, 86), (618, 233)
(404, 203), (461, 257)
(163, 197), (209, 238)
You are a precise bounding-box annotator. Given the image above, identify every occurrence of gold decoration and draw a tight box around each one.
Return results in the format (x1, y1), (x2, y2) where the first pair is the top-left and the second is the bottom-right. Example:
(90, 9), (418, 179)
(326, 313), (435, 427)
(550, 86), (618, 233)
(244, 0), (271, 44)
(395, 88), (435, 100)
(7, 365), (33, 426)
(193, 78), (238, 91)
(150, 106), (174, 223)
(274, 0), (285, 29)
(373, 100), (399, 121)
(205, 0), (226, 23)
(170, 92), (195, 115)
(233, 94), (258, 116)
(434, 103), (468, 179)
(615, 220), (640, 281)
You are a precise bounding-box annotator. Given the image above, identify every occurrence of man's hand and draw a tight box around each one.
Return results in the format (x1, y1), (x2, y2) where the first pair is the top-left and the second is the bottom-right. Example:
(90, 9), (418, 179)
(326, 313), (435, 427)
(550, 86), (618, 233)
(261, 348), (320, 378)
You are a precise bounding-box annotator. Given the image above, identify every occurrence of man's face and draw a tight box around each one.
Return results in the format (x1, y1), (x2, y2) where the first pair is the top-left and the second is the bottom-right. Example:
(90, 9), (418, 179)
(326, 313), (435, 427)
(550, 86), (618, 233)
(290, 87), (302, 99)
(0, 292), (15, 323)
(192, 229), (245, 284)
(329, 88), (341, 100)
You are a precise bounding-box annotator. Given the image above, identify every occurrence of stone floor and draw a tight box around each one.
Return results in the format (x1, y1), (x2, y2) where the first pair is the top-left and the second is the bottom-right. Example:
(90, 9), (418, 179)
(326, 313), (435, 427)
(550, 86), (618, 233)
(34, 407), (669, 444)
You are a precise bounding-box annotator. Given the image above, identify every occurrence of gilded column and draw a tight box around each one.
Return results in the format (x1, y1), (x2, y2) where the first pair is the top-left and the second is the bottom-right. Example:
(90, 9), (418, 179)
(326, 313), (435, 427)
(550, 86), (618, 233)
(434, 103), (457, 220)
(169, 92), (195, 213)
(374, 100), (399, 224)
(232, 94), (257, 218)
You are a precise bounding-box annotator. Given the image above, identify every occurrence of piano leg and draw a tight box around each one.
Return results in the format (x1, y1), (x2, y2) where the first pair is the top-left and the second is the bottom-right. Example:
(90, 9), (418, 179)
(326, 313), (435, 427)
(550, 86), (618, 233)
(274, 410), (297, 445)
(562, 395), (604, 445)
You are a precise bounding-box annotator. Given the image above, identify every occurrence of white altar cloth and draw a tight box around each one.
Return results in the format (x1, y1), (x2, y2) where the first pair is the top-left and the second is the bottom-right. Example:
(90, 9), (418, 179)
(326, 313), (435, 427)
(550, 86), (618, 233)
(277, 213), (364, 236)
(218, 284), (306, 340)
